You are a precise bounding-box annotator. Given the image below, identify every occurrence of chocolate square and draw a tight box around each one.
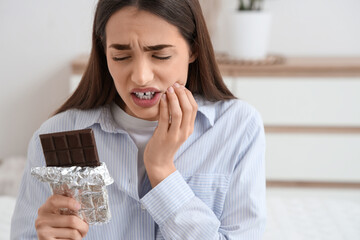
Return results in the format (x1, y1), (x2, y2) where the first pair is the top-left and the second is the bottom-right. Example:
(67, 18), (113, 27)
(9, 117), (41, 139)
(80, 132), (94, 147)
(44, 151), (58, 166)
(53, 136), (68, 150)
(70, 149), (85, 165)
(67, 134), (82, 148)
(40, 136), (55, 151)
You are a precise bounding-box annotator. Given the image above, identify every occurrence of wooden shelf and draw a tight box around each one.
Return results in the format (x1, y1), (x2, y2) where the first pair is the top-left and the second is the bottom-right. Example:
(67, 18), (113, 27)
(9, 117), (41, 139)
(265, 125), (360, 134)
(72, 54), (360, 77)
(266, 180), (360, 189)
(218, 56), (360, 77)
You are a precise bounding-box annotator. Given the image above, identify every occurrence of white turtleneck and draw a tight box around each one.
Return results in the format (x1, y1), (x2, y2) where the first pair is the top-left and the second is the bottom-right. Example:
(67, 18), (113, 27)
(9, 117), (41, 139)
(110, 102), (158, 196)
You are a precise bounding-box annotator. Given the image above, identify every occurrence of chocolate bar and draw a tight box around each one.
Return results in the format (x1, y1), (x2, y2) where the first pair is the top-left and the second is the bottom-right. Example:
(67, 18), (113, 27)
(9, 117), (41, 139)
(39, 129), (100, 167)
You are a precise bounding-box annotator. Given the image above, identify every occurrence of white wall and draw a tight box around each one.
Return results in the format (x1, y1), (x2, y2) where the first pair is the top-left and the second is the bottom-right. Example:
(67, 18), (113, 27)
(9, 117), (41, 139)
(1, 0), (360, 158)
(0, 0), (97, 158)
(212, 0), (360, 56)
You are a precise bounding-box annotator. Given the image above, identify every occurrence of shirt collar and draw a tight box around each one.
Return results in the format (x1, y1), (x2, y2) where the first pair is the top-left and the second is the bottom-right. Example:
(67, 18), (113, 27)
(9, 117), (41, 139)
(194, 95), (216, 126)
(73, 95), (215, 132)
(73, 105), (124, 134)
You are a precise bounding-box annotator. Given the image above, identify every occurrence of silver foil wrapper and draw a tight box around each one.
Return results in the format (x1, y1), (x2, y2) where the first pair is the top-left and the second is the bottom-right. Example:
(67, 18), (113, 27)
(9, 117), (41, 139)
(31, 162), (113, 225)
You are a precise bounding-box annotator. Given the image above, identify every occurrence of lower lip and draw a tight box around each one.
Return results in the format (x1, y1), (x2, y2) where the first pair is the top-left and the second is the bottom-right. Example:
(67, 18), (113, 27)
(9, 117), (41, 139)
(131, 92), (161, 108)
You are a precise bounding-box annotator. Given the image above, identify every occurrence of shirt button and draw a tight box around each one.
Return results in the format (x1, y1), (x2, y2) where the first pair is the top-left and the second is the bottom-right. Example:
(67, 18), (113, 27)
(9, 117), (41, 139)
(141, 204), (146, 210)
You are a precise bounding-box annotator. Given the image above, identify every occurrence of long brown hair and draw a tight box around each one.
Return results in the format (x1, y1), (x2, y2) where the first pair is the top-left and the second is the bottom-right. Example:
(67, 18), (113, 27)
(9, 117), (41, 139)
(55, 0), (235, 115)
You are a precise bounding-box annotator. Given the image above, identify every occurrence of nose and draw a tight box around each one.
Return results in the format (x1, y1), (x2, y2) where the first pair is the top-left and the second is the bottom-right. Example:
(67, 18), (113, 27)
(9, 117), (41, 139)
(131, 57), (154, 86)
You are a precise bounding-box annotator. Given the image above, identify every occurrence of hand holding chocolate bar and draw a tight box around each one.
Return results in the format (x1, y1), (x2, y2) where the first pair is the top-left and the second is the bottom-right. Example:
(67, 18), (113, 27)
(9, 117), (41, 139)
(35, 194), (89, 239)
(31, 129), (113, 226)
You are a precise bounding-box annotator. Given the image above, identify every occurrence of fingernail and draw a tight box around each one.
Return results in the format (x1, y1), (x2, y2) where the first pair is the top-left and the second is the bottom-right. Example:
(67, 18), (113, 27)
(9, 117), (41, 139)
(161, 93), (166, 100)
(74, 202), (81, 210)
(168, 86), (174, 93)
(174, 83), (180, 88)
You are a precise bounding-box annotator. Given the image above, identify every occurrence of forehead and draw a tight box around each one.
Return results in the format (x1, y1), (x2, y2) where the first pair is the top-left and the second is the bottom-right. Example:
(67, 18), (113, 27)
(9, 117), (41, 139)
(105, 6), (184, 46)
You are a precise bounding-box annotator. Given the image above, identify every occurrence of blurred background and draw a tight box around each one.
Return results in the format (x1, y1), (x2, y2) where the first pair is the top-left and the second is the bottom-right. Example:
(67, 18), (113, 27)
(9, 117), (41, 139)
(0, 0), (359, 239)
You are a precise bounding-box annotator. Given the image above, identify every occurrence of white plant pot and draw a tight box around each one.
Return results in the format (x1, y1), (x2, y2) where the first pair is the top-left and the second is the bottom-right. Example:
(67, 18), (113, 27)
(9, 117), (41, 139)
(226, 11), (272, 60)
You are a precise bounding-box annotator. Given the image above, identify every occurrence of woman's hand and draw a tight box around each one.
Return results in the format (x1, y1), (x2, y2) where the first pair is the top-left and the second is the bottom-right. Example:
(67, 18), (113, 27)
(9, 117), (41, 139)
(144, 83), (198, 187)
(35, 194), (89, 240)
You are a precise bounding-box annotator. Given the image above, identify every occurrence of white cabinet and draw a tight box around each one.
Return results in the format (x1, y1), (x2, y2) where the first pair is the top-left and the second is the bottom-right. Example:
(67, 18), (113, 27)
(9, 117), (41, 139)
(233, 77), (360, 126)
(265, 133), (360, 182)
(224, 75), (360, 183)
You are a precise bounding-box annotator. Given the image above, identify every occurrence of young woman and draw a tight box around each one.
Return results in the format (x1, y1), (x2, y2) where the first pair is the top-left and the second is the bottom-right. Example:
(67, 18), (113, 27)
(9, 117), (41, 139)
(11, 0), (266, 239)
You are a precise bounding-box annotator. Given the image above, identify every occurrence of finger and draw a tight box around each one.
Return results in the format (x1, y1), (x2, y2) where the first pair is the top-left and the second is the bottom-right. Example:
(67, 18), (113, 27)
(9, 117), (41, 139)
(46, 227), (82, 239)
(184, 88), (197, 109)
(157, 93), (170, 133)
(184, 88), (198, 125)
(44, 214), (89, 238)
(50, 227), (82, 240)
(39, 195), (81, 215)
(173, 83), (193, 130)
(166, 86), (182, 131)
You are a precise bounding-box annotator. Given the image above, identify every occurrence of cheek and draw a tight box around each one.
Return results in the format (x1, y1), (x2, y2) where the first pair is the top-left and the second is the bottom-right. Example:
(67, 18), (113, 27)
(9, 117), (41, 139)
(107, 61), (123, 86)
(178, 64), (190, 86)
(107, 59), (116, 80)
(165, 59), (190, 85)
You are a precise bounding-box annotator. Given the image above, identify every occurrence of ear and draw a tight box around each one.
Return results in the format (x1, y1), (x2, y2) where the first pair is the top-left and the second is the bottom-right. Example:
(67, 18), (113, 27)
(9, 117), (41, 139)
(189, 52), (197, 63)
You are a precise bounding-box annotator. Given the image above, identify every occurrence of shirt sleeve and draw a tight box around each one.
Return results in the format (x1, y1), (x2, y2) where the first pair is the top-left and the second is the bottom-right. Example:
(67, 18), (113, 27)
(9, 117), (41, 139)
(11, 131), (51, 239)
(140, 111), (267, 239)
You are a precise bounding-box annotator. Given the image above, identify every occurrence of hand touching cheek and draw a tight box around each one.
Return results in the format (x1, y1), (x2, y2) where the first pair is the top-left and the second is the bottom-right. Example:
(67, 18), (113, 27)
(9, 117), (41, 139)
(144, 83), (198, 187)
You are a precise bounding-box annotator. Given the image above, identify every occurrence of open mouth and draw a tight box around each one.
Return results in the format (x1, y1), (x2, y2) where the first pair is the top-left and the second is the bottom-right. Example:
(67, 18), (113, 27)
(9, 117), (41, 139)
(130, 89), (162, 108)
(133, 91), (156, 100)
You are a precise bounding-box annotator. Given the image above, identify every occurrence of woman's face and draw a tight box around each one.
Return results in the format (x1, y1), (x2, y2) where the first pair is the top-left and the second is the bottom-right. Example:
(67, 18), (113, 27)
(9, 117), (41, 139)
(105, 7), (195, 121)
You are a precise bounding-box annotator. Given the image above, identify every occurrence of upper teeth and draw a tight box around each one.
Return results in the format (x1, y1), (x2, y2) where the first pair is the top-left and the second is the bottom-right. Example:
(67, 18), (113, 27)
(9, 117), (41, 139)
(134, 92), (155, 99)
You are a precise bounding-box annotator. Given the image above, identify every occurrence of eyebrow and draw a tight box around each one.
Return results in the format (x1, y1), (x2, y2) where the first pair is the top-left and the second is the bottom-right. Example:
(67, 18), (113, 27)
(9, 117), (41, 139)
(109, 44), (174, 51)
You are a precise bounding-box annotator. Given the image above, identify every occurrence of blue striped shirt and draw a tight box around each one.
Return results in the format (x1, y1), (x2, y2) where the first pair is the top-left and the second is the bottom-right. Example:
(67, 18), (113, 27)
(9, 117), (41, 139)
(11, 96), (266, 239)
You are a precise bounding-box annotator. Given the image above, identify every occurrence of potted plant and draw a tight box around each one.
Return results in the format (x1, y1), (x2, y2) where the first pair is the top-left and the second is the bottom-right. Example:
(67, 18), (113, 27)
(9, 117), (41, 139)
(226, 0), (272, 60)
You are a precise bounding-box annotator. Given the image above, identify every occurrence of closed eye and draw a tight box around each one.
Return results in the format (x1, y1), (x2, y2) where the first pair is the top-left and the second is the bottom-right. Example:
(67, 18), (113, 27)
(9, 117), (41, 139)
(113, 56), (131, 61)
(112, 55), (171, 61)
(153, 55), (171, 60)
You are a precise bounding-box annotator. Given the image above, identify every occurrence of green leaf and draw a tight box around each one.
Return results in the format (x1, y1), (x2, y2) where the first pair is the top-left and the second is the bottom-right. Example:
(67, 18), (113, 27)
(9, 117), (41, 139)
(238, 0), (264, 11)
(238, 0), (246, 11)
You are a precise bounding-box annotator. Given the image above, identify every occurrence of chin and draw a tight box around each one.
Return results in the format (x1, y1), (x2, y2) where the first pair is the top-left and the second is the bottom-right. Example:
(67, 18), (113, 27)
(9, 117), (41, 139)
(134, 108), (159, 121)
